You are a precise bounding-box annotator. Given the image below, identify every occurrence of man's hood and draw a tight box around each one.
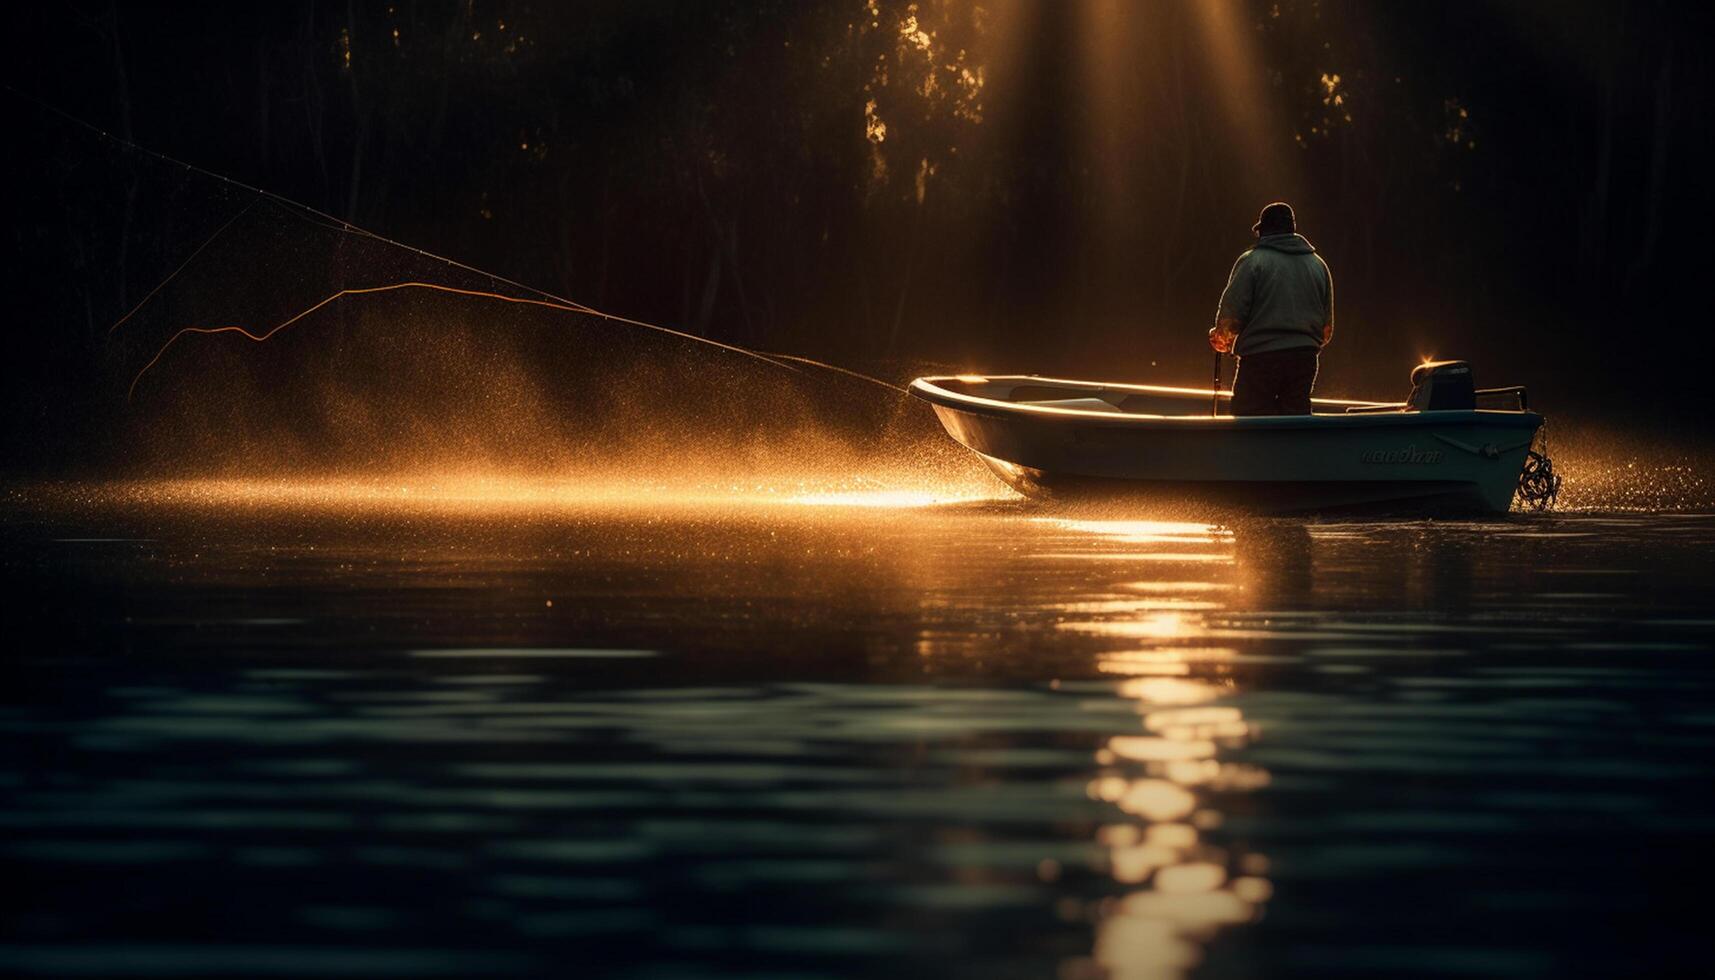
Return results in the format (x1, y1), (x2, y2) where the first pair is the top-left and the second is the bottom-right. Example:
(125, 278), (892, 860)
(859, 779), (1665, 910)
(1254, 233), (1316, 254)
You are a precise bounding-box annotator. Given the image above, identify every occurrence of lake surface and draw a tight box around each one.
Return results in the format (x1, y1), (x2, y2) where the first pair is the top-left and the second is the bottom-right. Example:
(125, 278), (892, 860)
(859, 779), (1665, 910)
(3, 482), (1713, 978)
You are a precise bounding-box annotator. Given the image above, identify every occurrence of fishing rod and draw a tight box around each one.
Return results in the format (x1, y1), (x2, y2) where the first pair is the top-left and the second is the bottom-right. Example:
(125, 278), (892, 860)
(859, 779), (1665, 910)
(1, 84), (822, 387)
(1211, 351), (1222, 417)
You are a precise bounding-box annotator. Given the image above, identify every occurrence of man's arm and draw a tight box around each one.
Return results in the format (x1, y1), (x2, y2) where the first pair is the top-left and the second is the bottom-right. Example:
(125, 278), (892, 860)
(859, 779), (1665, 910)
(1212, 253), (1254, 353)
(1320, 256), (1335, 347)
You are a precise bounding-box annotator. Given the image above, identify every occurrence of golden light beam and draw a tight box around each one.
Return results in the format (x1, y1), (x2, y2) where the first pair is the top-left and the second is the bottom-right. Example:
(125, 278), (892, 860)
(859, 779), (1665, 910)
(1075, 0), (1129, 228)
(1187, 0), (1303, 203)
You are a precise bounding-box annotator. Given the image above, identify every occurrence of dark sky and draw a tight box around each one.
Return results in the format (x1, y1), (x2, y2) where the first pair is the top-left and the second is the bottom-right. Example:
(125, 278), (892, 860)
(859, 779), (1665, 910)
(3, 1), (1710, 473)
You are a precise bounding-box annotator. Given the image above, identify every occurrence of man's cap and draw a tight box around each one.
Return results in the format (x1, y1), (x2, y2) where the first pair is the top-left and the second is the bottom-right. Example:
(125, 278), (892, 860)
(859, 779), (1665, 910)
(1252, 201), (1296, 235)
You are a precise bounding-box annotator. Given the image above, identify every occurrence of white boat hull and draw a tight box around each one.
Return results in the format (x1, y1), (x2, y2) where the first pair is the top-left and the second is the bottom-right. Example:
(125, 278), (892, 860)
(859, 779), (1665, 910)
(911, 375), (1544, 514)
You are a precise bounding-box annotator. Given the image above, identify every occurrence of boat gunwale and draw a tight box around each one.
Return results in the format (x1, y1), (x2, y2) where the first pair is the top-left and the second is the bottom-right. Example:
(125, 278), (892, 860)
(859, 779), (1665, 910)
(909, 375), (1543, 431)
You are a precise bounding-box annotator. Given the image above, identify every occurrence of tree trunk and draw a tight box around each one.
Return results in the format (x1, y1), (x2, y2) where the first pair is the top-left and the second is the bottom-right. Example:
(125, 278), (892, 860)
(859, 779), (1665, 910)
(109, 1), (136, 339)
(1624, 44), (1673, 293)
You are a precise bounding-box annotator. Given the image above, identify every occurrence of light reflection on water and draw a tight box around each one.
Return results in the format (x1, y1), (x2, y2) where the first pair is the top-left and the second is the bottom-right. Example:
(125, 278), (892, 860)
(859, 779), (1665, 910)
(3, 489), (1714, 977)
(1038, 519), (1266, 980)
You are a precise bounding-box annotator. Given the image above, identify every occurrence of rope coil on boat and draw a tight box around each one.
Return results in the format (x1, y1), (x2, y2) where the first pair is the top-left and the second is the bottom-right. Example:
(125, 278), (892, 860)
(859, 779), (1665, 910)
(1515, 428), (1561, 511)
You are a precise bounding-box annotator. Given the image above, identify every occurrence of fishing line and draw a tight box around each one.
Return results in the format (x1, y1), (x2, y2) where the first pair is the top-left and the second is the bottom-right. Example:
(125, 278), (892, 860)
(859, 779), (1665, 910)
(108, 200), (255, 336)
(761, 353), (909, 395)
(127, 281), (590, 400)
(6, 86), (922, 396)
(7, 85), (590, 314)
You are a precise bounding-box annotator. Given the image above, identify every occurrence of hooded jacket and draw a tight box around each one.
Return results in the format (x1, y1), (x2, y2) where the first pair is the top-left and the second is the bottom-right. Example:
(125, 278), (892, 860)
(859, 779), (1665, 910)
(1216, 233), (1333, 357)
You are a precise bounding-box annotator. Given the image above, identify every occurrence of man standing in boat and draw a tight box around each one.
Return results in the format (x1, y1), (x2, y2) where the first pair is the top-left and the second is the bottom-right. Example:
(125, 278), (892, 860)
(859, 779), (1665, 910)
(1209, 202), (1334, 415)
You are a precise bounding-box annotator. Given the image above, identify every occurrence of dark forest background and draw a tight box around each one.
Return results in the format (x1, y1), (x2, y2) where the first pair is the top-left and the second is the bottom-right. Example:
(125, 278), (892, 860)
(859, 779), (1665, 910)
(3, 1), (1710, 474)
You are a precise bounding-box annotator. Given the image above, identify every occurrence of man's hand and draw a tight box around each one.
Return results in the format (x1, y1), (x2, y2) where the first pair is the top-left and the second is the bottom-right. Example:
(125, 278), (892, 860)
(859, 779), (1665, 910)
(1321, 321), (1334, 346)
(1209, 320), (1239, 354)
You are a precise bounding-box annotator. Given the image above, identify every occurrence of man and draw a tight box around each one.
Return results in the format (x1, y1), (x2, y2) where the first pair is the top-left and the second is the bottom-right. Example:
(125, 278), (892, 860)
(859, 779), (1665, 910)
(1209, 202), (1334, 416)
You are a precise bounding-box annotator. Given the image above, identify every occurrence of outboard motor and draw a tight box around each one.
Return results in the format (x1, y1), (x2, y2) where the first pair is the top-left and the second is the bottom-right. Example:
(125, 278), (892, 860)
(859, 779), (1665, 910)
(1406, 360), (1475, 411)
(1401, 359), (1561, 510)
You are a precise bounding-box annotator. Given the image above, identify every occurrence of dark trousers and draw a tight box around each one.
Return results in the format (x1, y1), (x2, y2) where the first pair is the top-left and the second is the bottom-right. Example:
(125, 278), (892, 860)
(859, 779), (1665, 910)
(1231, 348), (1319, 416)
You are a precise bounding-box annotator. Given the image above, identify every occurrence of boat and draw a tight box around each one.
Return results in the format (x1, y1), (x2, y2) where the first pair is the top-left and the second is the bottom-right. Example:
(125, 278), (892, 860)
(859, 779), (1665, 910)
(909, 360), (1550, 514)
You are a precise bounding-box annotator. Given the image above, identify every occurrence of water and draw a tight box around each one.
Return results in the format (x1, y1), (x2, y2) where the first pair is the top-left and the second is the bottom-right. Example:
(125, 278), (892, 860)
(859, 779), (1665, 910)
(4, 485), (1713, 978)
